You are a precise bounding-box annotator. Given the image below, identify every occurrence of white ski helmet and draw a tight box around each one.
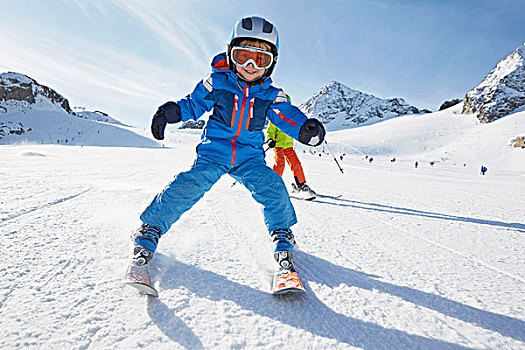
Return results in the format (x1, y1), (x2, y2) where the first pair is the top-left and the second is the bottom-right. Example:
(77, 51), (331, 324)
(227, 16), (279, 81)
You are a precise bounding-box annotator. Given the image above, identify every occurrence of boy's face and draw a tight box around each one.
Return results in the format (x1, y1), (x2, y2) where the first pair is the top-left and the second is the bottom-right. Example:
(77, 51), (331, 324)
(234, 39), (271, 82)
(236, 63), (266, 82)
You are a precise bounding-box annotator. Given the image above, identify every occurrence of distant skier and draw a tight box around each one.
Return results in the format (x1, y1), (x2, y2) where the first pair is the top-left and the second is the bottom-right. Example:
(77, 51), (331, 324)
(131, 17), (325, 278)
(481, 165), (488, 175)
(415, 161), (418, 168)
(266, 94), (316, 197)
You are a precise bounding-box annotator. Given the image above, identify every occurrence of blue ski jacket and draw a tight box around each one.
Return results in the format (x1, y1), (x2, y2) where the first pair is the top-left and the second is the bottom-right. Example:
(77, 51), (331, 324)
(175, 52), (309, 166)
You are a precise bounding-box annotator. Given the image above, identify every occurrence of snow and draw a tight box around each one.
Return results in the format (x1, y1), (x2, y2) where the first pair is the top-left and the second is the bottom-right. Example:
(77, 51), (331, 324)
(0, 72), (34, 86)
(77, 111), (127, 126)
(0, 72), (70, 114)
(463, 43), (525, 122)
(1, 110), (158, 148)
(300, 81), (421, 131)
(1, 106), (524, 349)
(471, 43), (524, 96)
(298, 103), (525, 175)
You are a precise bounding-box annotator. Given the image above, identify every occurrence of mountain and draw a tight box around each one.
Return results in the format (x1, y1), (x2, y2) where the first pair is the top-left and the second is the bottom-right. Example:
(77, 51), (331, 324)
(462, 43), (525, 123)
(0, 72), (73, 114)
(299, 81), (425, 131)
(77, 110), (127, 126)
(315, 103), (525, 174)
(0, 72), (157, 147)
(439, 98), (462, 111)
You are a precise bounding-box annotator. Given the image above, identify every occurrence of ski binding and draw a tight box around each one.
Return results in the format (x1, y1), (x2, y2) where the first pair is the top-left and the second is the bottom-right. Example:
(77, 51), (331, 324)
(271, 251), (306, 295)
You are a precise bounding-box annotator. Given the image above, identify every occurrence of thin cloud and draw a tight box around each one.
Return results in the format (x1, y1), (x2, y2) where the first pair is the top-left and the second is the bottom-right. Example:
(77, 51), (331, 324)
(0, 23), (198, 126)
(108, 0), (211, 70)
(1, 30), (166, 99)
(60, 0), (215, 70)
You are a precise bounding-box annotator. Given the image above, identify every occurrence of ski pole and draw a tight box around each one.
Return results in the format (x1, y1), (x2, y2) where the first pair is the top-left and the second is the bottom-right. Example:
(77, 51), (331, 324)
(231, 141), (271, 187)
(323, 140), (344, 174)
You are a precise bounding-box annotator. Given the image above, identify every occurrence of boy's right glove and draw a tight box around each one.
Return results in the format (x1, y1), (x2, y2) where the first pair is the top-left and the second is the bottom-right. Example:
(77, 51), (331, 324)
(151, 102), (181, 140)
(298, 118), (325, 147)
(267, 139), (276, 148)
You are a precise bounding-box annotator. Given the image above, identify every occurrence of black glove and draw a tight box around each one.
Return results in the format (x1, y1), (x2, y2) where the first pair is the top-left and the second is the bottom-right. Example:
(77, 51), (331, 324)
(298, 118), (325, 146)
(151, 102), (181, 140)
(267, 139), (276, 148)
(151, 109), (167, 140)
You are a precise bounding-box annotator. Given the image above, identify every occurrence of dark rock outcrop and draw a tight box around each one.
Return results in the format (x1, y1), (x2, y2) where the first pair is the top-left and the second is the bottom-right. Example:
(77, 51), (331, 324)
(439, 98), (462, 111)
(0, 72), (73, 114)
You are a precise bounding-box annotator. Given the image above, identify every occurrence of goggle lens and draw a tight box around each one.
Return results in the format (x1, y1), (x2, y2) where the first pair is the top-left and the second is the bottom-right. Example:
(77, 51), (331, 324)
(232, 47), (273, 70)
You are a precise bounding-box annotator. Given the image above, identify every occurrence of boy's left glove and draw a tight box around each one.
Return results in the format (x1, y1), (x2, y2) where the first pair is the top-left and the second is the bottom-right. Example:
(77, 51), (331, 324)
(151, 102), (181, 140)
(298, 118), (325, 147)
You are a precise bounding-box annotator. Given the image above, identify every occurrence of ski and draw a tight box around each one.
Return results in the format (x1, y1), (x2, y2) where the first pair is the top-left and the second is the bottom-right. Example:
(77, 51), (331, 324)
(123, 259), (158, 297)
(290, 193), (342, 201)
(272, 267), (306, 295)
(315, 193), (342, 199)
(289, 194), (316, 201)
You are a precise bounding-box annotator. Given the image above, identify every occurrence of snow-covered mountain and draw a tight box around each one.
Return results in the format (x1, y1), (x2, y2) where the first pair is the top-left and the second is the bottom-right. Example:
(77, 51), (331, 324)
(306, 102), (525, 174)
(299, 81), (426, 131)
(0, 72), (73, 114)
(0, 72), (157, 147)
(77, 110), (127, 126)
(463, 43), (525, 123)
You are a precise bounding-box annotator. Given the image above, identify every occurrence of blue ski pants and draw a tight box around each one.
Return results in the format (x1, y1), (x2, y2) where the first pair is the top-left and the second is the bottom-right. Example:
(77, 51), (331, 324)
(140, 155), (297, 236)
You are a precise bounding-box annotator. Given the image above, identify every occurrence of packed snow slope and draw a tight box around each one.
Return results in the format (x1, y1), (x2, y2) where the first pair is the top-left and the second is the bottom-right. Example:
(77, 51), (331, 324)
(297, 103), (525, 175)
(0, 110), (158, 147)
(1, 107), (524, 349)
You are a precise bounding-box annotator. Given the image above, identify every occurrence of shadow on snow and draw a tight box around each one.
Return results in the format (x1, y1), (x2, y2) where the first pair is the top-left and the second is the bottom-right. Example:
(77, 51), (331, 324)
(311, 197), (525, 233)
(146, 251), (524, 349)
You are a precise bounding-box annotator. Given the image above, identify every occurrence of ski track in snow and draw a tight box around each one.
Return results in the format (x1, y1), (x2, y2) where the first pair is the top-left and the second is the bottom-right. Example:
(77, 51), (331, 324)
(1, 137), (524, 349)
(1, 188), (92, 223)
(303, 194), (524, 284)
(289, 198), (525, 345)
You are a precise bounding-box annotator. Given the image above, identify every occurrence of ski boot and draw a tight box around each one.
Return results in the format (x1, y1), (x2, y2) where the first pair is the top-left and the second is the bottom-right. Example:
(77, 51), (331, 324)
(274, 250), (295, 271)
(132, 246), (153, 266)
(131, 224), (161, 265)
(291, 181), (316, 200)
(270, 229), (306, 294)
(271, 229), (296, 270)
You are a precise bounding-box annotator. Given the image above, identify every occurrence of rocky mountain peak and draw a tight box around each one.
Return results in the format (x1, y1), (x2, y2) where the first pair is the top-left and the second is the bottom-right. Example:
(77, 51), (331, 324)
(299, 81), (423, 131)
(0, 72), (73, 114)
(462, 43), (525, 123)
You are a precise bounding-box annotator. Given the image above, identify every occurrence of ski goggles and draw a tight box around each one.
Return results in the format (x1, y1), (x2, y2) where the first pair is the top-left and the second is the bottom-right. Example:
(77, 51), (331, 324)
(231, 46), (274, 70)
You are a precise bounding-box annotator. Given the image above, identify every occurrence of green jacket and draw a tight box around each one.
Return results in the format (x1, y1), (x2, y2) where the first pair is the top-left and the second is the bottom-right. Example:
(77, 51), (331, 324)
(266, 122), (294, 149)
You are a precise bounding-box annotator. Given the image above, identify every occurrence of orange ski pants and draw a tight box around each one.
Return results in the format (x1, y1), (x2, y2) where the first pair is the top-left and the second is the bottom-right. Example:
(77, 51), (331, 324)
(272, 147), (306, 184)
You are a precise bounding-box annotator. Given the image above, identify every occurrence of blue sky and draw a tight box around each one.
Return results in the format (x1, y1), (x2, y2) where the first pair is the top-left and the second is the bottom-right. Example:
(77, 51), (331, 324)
(1, 0), (524, 127)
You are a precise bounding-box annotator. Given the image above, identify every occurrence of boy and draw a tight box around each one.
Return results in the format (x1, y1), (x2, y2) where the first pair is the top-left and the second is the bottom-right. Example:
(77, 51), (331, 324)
(133, 16), (325, 271)
(267, 94), (316, 198)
